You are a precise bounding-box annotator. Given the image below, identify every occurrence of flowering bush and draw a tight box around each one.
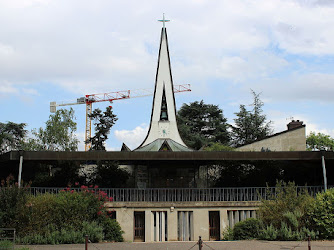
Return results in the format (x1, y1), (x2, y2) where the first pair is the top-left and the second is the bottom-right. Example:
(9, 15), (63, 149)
(13, 183), (122, 244)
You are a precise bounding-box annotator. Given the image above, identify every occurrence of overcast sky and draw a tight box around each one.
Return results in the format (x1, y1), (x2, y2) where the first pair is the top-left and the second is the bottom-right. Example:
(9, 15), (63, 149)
(1, 0), (334, 150)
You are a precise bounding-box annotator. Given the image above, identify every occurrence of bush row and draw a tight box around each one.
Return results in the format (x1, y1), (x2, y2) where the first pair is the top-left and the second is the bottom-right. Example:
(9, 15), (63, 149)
(0, 181), (123, 244)
(223, 182), (334, 241)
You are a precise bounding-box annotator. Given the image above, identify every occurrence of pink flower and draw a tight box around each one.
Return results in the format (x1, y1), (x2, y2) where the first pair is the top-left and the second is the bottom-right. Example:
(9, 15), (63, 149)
(75, 182), (79, 186)
(71, 190), (75, 193)
(108, 197), (113, 201)
(89, 185), (93, 188)
(94, 185), (98, 189)
(97, 211), (102, 216)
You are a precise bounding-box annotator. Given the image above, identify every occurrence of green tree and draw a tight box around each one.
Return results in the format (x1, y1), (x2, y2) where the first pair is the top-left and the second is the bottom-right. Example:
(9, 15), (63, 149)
(203, 142), (235, 151)
(87, 107), (118, 151)
(307, 188), (334, 239)
(90, 161), (130, 188)
(232, 90), (272, 146)
(25, 108), (78, 151)
(0, 122), (27, 153)
(306, 132), (334, 151)
(177, 100), (230, 150)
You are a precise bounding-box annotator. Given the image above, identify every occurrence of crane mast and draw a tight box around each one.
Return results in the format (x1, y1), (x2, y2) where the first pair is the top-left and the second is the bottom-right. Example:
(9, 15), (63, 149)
(50, 84), (191, 151)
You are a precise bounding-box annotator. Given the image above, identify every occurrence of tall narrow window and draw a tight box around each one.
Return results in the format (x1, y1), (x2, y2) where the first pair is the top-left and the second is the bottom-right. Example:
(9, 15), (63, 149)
(160, 88), (168, 121)
(152, 211), (167, 241)
(178, 211), (194, 241)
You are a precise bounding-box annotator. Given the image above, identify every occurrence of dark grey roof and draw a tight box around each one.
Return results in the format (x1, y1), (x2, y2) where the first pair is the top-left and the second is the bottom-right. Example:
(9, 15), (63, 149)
(134, 139), (193, 152)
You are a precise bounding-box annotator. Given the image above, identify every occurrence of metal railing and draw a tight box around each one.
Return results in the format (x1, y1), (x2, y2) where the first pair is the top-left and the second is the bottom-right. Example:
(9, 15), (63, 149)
(0, 228), (16, 250)
(20, 186), (330, 202)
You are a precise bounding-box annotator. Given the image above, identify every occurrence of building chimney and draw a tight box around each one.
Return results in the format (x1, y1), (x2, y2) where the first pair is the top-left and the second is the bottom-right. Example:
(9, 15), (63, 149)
(287, 120), (304, 130)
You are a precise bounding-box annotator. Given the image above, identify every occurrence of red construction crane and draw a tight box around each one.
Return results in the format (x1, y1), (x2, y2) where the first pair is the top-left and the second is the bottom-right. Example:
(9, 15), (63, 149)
(50, 84), (191, 151)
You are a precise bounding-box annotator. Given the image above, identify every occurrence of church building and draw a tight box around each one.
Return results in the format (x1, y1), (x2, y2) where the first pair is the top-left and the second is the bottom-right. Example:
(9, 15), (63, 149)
(114, 16), (258, 242)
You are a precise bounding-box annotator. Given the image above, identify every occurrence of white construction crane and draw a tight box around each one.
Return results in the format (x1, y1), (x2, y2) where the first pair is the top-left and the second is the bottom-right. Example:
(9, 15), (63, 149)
(50, 84), (191, 151)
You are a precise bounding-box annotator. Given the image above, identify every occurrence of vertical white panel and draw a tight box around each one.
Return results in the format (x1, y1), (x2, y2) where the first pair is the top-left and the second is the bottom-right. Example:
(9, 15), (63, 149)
(228, 211), (233, 228)
(150, 212), (155, 242)
(185, 211), (189, 241)
(246, 210), (251, 219)
(240, 210), (245, 221)
(251, 210), (257, 218)
(161, 212), (166, 242)
(234, 211), (239, 224)
(155, 212), (160, 241)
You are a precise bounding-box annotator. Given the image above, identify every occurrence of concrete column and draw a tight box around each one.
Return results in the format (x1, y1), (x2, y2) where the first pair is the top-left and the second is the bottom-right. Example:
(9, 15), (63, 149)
(220, 209), (228, 232)
(234, 211), (239, 224)
(117, 208), (134, 242)
(18, 155), (23, 188)
(228, 211), (234, 228)
(155, 211), (160, 241)
(168, 209), (178, 241)
(240, 210), (245, 221)
(246, 210), (251, 219)
(161, 212), (166, 241)
(251, 210), (256, 218)
(151, 212), (155, 242)
(145, 210), (152, 242)
(185, 211), (189, 241)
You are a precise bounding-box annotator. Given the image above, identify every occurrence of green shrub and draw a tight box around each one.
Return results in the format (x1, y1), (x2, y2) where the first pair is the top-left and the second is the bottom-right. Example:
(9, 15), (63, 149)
(259, 224), (278, 240)
(277, 222), (294, 241)
(0, 175), (29, 229)
(99, 216), (124, 242)
(233, 218), (261, 240)
(222, 227), (234, 241)
(307, 188), (334, 239)
(17, 187), (108, 238)
(82, 221), (103, 243)
(258, 181), (313, 229)
(0, 240), (13, 250)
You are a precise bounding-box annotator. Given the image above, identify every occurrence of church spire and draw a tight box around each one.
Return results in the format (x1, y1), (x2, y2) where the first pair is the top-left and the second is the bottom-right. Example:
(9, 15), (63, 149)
(134, 15), (190, 151)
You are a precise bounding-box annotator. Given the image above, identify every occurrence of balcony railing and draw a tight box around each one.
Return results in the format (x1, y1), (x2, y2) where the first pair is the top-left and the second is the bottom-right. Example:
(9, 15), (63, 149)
(20, 186), (329, 202)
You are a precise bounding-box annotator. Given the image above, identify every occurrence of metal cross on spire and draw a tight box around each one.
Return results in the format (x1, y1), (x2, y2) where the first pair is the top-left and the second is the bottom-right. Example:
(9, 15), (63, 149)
(158, 13), (170, 28)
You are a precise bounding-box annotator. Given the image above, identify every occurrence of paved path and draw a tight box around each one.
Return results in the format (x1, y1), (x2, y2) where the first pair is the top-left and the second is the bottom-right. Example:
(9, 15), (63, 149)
(17, 240), (334, 250)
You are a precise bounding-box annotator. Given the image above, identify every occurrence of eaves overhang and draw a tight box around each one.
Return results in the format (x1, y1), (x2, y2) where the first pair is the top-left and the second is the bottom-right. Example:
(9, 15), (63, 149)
(1, 151), (333, 165)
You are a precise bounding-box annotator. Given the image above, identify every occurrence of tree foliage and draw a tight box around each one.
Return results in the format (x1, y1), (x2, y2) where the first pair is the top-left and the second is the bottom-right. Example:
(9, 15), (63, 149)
(177, 100), (230, 150)
(307, 188), (334, 239)
(90, 161), (130, 188)
(258, 181), (313, 229)
(232, 90), (272, 146)
(87, 107), (118, 151)
(306, 132), (334, 151)
(0, 122), (27, 153)
(25, 108), (78, 151)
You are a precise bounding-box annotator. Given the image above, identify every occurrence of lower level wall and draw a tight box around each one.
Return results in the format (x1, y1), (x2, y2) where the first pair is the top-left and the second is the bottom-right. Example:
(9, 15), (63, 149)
(107, 201), (260, 242)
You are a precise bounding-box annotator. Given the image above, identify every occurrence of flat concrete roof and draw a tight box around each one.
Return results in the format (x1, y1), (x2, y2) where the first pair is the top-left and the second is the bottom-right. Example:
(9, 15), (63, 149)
(1, 150), (333, 164)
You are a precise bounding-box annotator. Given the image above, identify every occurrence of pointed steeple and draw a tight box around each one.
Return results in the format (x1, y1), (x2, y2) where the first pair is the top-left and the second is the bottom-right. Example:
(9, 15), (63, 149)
(135, 16), (190, 151)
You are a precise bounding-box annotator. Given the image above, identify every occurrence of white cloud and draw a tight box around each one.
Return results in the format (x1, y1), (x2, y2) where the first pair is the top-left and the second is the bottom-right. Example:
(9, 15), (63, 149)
(0, 82), (18, 94)
(1, 0), (334, 149)
(114, 124), (148, 150)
